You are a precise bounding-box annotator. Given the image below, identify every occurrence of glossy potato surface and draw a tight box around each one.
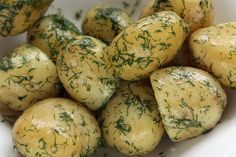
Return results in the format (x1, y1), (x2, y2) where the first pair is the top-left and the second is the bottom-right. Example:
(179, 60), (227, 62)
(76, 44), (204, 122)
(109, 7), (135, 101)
(0, 44), (59, 111)
(101, 81), (164, 156)
(140, 0), (214, 35)
(57, 36), (119, 110)
(28, 14), (81, 63)
(108, 11), (188, 81)
(190, 22), (236, 88)
(82, 4), (133, 43)
(0, 0), (54, 36)
(12, 98), (101, 157)
(150, 67), (227, 141)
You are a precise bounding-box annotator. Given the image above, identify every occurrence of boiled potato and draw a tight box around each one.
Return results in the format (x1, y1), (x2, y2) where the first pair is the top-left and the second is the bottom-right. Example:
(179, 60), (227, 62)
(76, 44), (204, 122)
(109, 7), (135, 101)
(190, 22), (236, 88)
(108, 11), (188, 81)
(75, 102), (102, 157)
(150, 67), (227, 142)
(101, 81), (164, 156)
(57, 36), (119, 110)
(28, 14), (82, 63)
(12, 98), (81, 157)
(140, 0), (214, 35)
(82, 4), (133, 43)
(0, 0), (53, 36)
(12, 98), (101, 157)
(0, 44), (59, 111)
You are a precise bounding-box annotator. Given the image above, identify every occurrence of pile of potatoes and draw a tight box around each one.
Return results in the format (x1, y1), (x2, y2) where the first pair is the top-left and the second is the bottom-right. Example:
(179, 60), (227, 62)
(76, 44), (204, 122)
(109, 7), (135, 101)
(0, 0), (235, 156)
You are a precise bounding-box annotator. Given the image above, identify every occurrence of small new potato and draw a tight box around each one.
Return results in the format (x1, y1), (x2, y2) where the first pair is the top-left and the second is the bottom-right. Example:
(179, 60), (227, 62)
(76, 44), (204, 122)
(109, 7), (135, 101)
(0, 0), (54, 36)
(12, 98), (82, 157)
(76, 101), (102, 157)
(150, 67), (227, 142)
(0, 44), (59, 111)
(82, 4), (133, 43)
(190, 22), (236, 88)
(28, 14), (82, 63)
(57, 36), (119, 110)
(108, 11), (188, 80)
(140, 0), (214, 35)
(12, 98), (101, 157)
(101, 81), (164, 156)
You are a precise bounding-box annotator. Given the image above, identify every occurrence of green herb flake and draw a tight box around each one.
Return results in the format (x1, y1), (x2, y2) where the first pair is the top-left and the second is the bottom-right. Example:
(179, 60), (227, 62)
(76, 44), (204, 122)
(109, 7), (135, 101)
(17, 95), (27, 101)
(59, 112), (73, 122)
(75, 9), (83, 20)
(115, 116), (131, 135)
(0, 53), (14, 72)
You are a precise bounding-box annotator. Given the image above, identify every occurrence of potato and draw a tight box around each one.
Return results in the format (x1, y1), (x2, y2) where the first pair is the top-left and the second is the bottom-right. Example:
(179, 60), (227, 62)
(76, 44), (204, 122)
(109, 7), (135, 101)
(28, 14), (82, 63)
(74, 102), (102, 157)
(12, 98), (101, 157)
(0, 0), (53, 36)
(150, 67), (227, 142)
(190, 22), (236, 88)
(0, 44), (59, 111)
(140, 0), (214, 35)
(57, 36), (119, 110)
(108, 11), (188, 81)
(82, 4), (133, 43)
(101, 81), (164, 156)
(12, 98), (82, 157)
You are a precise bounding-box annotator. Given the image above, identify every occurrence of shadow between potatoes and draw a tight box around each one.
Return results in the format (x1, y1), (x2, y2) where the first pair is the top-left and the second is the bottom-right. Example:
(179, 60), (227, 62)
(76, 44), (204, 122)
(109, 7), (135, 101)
(0, 34), (26, 57)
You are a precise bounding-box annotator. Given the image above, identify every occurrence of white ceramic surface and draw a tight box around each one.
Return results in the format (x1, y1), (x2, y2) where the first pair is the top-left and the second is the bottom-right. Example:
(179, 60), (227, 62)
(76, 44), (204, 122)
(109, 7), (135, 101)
(0, 0), (236, 157)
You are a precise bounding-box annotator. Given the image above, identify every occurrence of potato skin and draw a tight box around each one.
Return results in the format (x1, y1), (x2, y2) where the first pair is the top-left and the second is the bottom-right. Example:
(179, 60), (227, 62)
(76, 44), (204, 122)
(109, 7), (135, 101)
(190, 22), (236, 88)
(140, 0), (214, 35)
(150, 67), (227, 142)
(82, 4), (133, 44)
(0, 44), (59, 111)
(101, 81), (164, 156)
(12, 98), (101, 157)
(108, 11), (188, 81)
(0, 0), (53, 36)
(57, 36), (119, 110)
(75, 101), (101, 157)
(12, 98), (81, 157)
(28, 15), (82, 63)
